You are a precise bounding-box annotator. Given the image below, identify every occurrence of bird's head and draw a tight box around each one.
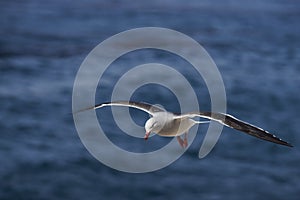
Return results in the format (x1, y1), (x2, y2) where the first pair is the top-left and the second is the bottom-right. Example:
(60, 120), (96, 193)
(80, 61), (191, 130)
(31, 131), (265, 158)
(144, 118), (162, 139)
(145, 118), (159, 133)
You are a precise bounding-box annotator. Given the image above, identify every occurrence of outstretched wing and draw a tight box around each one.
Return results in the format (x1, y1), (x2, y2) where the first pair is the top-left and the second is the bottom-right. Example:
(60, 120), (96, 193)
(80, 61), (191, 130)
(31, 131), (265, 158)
(74, 101), (165, 116)
(176, 111), (293, 147)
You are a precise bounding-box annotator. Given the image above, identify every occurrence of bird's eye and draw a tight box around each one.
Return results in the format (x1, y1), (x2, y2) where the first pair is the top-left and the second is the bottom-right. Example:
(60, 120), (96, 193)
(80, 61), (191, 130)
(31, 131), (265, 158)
(150, 122), (157, 129)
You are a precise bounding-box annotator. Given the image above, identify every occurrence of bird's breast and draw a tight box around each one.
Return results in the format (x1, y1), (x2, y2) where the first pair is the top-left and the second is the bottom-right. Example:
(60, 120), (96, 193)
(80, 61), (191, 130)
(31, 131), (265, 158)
(157, 118), (195, 137)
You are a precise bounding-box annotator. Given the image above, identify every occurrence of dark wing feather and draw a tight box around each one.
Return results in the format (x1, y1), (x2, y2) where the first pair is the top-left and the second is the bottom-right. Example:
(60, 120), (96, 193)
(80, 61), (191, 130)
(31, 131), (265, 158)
(180, 111), (293, 147)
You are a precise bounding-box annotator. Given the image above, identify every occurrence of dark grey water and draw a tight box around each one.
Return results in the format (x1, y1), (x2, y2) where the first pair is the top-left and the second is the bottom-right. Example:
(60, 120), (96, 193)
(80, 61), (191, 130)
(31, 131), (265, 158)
(1, 0), (300, 199)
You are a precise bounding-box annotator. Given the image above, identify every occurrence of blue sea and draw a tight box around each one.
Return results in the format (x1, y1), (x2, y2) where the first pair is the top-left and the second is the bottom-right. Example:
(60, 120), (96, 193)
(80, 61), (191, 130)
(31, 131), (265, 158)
(1, 0), (300, 199)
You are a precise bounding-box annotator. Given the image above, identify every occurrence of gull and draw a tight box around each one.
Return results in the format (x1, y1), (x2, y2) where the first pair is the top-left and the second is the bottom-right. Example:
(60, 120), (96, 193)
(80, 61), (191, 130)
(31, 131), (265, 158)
(77, 101), (292, 148)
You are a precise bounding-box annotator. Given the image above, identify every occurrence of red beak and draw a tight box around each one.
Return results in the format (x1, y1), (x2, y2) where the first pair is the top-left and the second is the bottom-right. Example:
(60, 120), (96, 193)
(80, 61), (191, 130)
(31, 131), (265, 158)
(144, 131), (150, 140)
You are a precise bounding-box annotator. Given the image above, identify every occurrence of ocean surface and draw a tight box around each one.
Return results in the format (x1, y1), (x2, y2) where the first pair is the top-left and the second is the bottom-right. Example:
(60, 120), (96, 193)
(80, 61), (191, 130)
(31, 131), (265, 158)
(1, 0), (300, 199)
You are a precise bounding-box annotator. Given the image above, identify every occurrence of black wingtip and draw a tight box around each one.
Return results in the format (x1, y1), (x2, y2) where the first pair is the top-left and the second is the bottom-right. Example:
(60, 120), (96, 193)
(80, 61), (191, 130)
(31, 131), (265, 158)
(285, 142), (293, 148)
(279, 141), (293, 147)
(273, 136), (293, 147)
(72, 105), (96, 114)
(261, 135), (293, 148)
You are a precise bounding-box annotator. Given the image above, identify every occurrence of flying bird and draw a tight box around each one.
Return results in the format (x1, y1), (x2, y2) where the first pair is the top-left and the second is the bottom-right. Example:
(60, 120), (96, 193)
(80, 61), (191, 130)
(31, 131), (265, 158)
(76, 101), (292, 148)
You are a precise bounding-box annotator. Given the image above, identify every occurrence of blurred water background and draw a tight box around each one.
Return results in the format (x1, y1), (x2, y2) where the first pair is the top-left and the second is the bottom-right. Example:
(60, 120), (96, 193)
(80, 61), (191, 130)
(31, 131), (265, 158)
(0, 0), (300, 199)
